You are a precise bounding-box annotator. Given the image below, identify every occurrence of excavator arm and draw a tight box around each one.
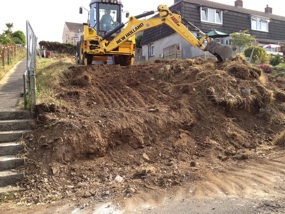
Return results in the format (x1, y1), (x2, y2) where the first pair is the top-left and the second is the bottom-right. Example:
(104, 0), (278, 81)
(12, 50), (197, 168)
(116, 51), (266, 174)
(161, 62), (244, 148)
(102, 5), (232, 62)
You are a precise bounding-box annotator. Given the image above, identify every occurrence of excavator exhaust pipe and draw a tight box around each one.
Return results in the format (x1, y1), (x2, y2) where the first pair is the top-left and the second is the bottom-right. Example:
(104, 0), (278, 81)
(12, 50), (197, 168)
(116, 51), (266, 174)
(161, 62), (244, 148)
(205, 41), (233, 62)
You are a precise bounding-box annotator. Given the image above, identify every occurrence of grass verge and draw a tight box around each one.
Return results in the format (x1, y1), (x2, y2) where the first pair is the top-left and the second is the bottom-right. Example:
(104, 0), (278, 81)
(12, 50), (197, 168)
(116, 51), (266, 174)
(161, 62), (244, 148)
(20, 54), (75, 109)
(0, 48), (26, 80)
(35, 54), (75, 104)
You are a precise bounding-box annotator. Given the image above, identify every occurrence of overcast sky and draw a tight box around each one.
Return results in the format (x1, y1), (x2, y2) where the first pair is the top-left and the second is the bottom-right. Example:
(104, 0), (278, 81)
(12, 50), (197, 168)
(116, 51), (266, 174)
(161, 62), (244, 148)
(0, 0), (282, 43)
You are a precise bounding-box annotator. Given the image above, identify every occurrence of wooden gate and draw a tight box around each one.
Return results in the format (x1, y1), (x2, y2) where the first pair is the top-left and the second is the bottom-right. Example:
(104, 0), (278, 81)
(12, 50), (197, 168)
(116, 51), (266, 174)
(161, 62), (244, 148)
(163, 44), (181, 59)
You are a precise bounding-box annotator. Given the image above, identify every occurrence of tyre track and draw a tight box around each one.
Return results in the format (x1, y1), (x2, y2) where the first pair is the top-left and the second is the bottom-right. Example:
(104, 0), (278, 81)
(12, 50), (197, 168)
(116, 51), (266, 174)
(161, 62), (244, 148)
(95, 81), (170, 109)
(185, 151), (285, 199)
(135, 84), (173, 105)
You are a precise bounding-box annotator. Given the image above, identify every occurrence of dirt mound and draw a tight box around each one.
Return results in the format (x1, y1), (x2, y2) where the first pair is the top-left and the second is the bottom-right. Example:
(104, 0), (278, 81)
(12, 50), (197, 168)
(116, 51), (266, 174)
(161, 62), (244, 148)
(17, 56), (285, 204)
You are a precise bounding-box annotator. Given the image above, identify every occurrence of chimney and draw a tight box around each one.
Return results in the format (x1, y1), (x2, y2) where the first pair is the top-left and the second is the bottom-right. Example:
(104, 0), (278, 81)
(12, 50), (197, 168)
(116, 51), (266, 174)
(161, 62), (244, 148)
(235, 0), (243, 7)
(265, 5), (272, 14)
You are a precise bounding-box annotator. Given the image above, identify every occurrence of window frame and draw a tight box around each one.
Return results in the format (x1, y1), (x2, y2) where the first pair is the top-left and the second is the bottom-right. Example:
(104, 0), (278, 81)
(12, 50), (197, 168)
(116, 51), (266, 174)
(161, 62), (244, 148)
(148, 44), (154, 57)
(200, 7), (223, 25)
(251, 16), (269, 32)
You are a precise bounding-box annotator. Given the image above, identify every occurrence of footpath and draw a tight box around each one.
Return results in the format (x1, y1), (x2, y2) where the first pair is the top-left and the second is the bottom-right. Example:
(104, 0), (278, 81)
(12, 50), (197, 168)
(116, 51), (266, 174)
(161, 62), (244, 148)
(0, 59), (26, 110)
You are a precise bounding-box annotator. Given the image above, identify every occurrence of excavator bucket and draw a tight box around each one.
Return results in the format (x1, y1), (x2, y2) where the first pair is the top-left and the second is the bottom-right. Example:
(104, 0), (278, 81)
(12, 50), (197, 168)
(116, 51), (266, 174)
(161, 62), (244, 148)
(205, 41), (233, 62)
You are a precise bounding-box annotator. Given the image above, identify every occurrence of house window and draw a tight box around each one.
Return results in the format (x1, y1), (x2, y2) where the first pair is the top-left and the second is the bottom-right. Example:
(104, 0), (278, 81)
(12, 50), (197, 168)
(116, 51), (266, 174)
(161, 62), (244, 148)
(225, 39), (233, 45)
(200, 7), (223, 24)
(251, 16), (269, 32)
(66, 34), (69, 43)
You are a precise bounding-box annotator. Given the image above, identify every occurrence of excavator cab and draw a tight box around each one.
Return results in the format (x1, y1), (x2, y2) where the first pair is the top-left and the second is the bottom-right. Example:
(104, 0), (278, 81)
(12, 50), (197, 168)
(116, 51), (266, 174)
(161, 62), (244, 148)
(88, 0), (123, 38)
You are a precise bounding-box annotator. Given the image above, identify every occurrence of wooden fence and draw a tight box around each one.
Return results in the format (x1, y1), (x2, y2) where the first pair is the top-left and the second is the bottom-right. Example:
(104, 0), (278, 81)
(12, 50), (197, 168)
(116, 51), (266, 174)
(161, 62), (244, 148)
(163, 43), (182, 59)
(0, 44), (19, 67)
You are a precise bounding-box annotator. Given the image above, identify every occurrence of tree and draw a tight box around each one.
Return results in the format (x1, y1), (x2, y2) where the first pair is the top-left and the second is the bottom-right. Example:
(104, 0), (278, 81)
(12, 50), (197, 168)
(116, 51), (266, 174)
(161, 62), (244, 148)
(0, 34), (13, 44)
(0, 23), (26, 45)
(135, 35), (143, 49)
(230, 30), (254, 53)
(12, 31), (26, 46)
(3, 23), (13, 37)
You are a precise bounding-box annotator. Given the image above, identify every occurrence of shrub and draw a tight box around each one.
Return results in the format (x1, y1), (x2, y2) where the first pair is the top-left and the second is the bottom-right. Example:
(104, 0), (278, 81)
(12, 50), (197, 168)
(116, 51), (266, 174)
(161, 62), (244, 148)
(269, 55), (282, 66)
(244, 46), (267, 63)
(274, 63), (285, 72)
(38, 41), (76, 55)
(256, 64), (272, 73)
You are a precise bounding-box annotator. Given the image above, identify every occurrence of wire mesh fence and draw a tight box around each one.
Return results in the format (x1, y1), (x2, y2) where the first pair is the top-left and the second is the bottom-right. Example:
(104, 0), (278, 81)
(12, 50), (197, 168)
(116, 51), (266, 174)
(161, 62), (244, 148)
(24, 21), (37, 112)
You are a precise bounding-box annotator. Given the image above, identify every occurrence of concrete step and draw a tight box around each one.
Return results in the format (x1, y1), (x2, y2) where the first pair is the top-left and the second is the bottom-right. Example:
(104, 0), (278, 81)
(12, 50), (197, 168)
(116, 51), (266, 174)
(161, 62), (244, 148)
(0, 170), (24, 187)
(0, 156), (24, 171)
(0, 142), (24, 156)
(0, 110), (32, 120)
(0, 130), (30, 143)
(0, 119), (34, 131)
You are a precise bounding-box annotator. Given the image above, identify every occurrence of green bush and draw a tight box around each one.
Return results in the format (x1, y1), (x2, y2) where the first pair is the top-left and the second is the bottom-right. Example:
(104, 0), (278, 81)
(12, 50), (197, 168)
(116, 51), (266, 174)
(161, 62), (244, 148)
(38, 41), (76, 55)
(274, 63), (285, 72)
(244, 46), (267, 63)
(269, 55), (282, 66)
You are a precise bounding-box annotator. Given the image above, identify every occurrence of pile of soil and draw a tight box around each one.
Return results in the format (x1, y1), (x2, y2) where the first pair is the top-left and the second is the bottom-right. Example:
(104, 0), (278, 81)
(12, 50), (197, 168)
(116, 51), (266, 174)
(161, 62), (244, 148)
(16, 56), (285, 205)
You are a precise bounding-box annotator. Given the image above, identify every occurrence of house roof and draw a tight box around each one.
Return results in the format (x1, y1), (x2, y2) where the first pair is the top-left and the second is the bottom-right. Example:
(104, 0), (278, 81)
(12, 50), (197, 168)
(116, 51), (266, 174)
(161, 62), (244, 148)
(141, 0), (285, 46)
(140, 3), (179, 46)
(187, 0), (285, 21)
(65, 22), (84, 33)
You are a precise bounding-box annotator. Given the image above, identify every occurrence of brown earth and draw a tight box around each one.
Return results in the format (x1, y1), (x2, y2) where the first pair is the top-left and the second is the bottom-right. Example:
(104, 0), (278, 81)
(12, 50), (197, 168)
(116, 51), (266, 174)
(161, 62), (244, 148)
(2, 56), (285, 213)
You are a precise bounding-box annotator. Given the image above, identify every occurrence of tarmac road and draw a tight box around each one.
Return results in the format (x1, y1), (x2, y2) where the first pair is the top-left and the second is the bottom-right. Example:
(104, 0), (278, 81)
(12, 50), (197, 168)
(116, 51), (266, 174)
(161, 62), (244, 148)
(136, 197), (285, 214)
(59, 196), (285, 214)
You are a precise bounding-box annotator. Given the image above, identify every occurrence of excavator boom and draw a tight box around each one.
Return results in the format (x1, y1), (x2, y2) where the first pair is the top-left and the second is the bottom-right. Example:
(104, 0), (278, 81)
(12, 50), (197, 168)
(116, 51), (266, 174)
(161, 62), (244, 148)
(103, 5), (233, 62)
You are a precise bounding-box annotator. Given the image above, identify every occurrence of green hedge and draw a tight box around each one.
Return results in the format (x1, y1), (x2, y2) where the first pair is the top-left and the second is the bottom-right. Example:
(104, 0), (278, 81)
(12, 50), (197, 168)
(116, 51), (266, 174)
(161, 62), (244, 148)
(39, 41), (76, 55)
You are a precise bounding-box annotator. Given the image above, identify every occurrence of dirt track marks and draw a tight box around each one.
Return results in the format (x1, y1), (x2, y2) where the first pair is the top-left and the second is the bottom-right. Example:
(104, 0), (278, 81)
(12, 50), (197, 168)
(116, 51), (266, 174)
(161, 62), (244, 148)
(190, 150), (285, 199)
(127, 149), (285, 211)
(93, 80), (171, 109)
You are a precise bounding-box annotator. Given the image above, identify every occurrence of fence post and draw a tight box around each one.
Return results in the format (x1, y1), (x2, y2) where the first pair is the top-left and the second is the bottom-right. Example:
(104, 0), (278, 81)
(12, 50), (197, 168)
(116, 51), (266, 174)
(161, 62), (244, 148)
(23, 73), (27, 109)
(10, 46), (13, 61)
(7, 47), (10, 65)
(2, 47), (5, 67)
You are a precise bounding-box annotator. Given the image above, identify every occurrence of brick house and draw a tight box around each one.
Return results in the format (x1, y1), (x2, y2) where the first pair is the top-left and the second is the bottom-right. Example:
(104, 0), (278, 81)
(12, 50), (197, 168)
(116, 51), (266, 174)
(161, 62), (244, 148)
(141, 0), (285, 60)
(62, 22), (84, 44)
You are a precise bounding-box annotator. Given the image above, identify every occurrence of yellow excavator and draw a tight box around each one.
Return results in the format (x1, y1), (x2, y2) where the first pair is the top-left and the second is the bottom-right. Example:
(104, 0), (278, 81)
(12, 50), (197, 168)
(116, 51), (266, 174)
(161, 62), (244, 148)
(76, 0), (233, 66)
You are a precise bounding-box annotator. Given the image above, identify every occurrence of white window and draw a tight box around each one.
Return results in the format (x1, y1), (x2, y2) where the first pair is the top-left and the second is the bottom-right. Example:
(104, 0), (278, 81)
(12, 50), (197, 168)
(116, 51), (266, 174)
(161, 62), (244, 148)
(251, 16), (269, 32)
(200, 7), (223, 24)
(148, 44), (154, 57)
(225, 39), (233, 45)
